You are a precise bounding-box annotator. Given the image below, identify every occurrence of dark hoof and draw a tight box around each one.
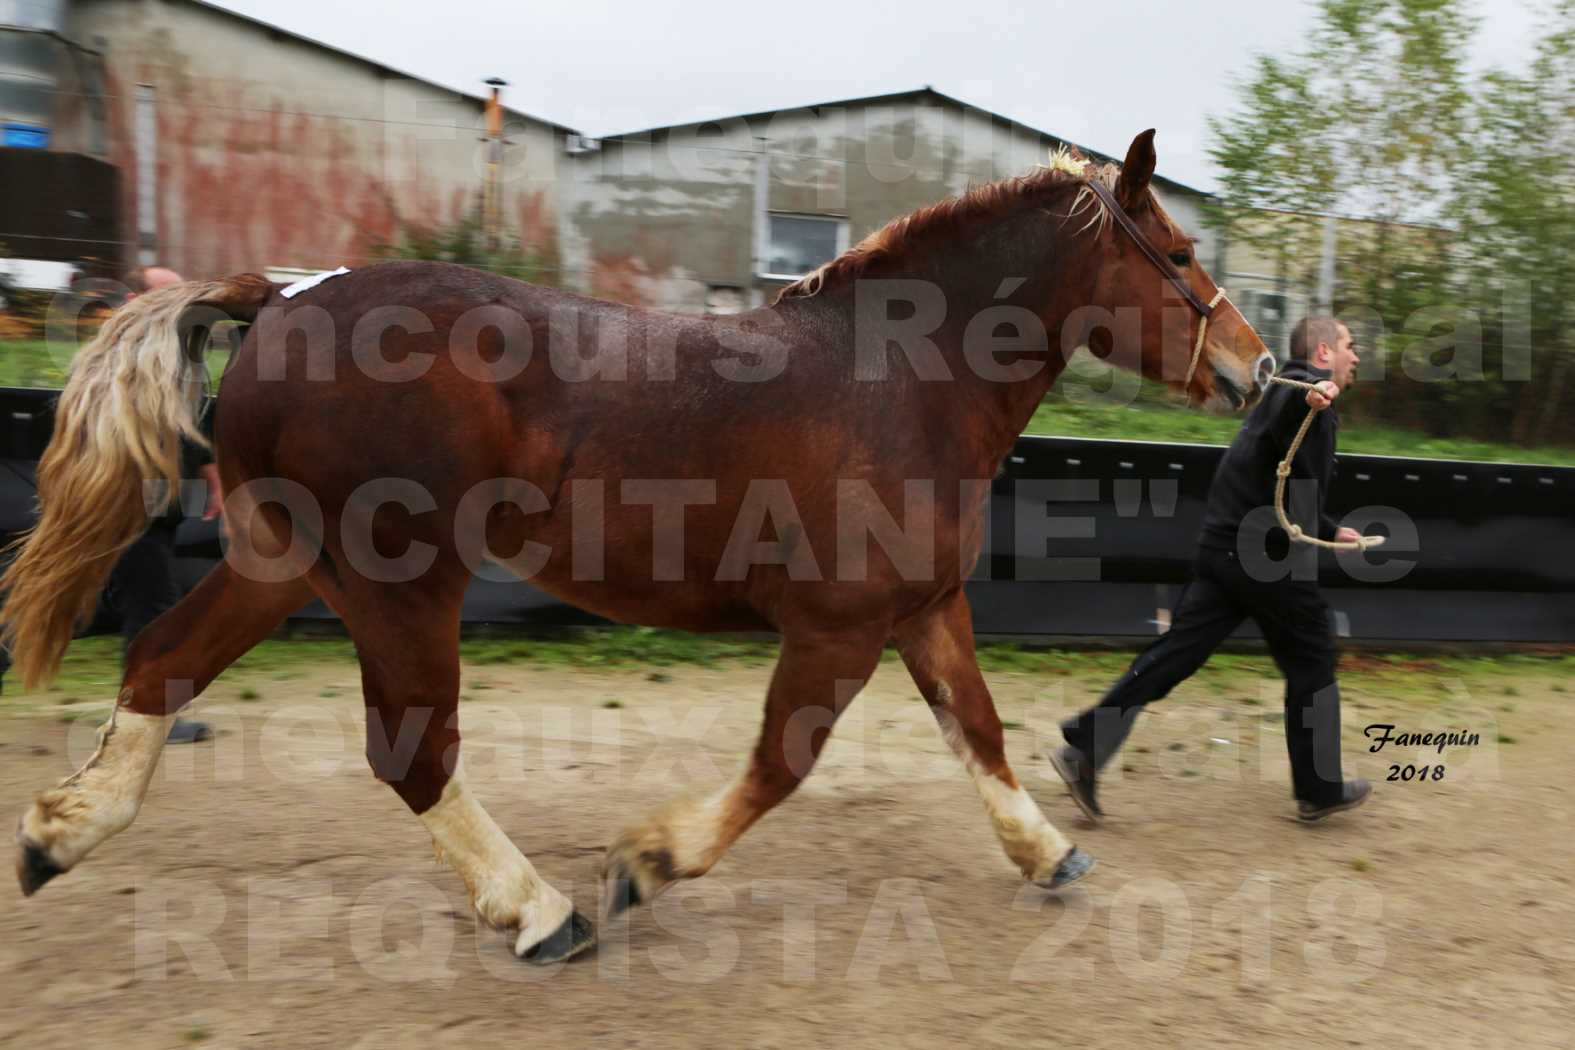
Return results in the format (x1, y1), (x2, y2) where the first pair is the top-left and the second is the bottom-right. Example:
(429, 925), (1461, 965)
(605, 869), (643, 917)
(522, 910), (596, 965)
(17, 840), (63, 897)
(1046, 846), (1096, 889)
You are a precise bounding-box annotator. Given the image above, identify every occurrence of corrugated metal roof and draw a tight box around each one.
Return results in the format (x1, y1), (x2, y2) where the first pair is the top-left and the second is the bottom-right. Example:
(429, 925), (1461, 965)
(592, 85), (1213, 199)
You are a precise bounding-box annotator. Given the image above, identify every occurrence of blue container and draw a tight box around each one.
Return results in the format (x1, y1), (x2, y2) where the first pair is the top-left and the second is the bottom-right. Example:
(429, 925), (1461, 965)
(2, 123), (51, 149)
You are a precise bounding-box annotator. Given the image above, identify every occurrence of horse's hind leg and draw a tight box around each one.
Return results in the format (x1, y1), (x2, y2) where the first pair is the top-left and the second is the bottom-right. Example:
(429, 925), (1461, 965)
(601, 617), (888, 914)
(16, 563), (312, 895)
(336, 577), (594, 965)
(895, 593), (1094, 888)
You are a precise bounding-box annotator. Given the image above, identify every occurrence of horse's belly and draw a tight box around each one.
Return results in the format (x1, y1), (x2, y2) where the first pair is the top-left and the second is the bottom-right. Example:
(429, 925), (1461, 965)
(485, 547), (772, 633)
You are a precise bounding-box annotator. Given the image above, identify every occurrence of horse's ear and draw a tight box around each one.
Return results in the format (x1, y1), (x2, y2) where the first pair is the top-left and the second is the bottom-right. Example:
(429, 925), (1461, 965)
(1116, 129), (1157, 210)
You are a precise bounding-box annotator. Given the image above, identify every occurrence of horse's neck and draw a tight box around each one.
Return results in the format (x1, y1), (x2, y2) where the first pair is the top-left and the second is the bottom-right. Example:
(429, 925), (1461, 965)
(785, 222), (1091, 469)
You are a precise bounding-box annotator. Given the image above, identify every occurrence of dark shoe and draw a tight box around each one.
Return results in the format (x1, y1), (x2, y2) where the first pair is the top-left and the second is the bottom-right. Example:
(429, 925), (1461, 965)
(1297, 779), (1372, 822)
(166, 719), (212, 745)
(1049, 745), (1104, 823)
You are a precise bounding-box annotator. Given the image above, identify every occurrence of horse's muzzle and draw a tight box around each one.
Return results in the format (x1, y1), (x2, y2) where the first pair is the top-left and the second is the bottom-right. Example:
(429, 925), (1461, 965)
(1210, 363), (1249, 410)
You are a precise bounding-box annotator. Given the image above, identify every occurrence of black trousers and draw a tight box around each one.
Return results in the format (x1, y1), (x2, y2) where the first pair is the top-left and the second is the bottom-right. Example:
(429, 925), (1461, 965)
(104, 518), (184, 656)
(0, 520), (182, 687)
(1061, 546), (1345, 805)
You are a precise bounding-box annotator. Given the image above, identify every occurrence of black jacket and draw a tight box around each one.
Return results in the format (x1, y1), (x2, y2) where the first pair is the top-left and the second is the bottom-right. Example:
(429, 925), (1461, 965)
(153, 405), (216, 528)
(1197, 359), (1339, 556)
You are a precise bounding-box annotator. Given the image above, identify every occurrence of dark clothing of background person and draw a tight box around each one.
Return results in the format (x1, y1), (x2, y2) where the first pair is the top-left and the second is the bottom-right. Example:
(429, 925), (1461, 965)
(1198, 358), (1342, 557)
(1060, 359), (1347, 807)
(0, 432), (213, 689)
(103, 434), (213, 657)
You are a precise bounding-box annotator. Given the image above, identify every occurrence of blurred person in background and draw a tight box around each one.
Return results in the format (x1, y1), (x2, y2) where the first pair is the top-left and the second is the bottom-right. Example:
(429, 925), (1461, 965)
(0, 266), (223, 744)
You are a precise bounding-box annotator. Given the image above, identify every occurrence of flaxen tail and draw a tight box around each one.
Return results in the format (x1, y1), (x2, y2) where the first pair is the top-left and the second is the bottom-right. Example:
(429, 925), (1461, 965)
(0, 273), (275, 689)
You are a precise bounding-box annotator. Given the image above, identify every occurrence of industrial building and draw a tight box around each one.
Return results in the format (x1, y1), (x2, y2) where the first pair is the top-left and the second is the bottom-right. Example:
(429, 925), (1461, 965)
(4, 0), (1286, 327)
(1, 0), (565, 283)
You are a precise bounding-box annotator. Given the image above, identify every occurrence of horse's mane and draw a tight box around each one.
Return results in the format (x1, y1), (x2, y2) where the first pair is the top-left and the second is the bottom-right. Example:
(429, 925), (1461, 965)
(774, 147), (1153, 303)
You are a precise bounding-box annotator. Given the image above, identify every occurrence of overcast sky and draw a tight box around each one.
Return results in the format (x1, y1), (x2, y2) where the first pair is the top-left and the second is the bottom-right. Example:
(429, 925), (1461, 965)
(212, 0), (1543, 192)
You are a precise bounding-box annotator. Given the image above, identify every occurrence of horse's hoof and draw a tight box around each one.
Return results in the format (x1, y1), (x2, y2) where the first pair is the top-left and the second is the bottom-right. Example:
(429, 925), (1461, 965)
(601, 840), (674, 918)
(603, 863), (644, 917)
(520, 910), (596, 965)
(1044, 846), (1096, 889)
(16, 840), (63, 897)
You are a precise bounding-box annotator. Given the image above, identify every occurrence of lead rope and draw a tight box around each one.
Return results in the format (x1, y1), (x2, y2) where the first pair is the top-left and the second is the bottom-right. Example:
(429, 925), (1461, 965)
(1264, 375), (1385, 552)
(1183, 291), (1381, 552)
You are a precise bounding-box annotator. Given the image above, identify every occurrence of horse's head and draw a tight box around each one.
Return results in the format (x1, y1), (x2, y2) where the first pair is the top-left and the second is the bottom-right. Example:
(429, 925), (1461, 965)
(1076, 130), (1274, 412)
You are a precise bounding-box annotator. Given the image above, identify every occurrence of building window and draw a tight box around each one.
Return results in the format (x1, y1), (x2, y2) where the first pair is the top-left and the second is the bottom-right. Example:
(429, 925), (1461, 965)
(761, 214), (847, 280)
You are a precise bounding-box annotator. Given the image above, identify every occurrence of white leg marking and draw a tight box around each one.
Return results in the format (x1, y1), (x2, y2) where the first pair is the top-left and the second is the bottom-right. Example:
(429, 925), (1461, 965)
(419, 766), (573, 956)
(18, 708), (173, 871)
(937, 700), (1073, 884)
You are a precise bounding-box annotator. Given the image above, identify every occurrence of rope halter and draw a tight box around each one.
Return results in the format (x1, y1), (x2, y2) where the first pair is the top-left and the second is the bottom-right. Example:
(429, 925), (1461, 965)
(1182, 286), (1230, 392)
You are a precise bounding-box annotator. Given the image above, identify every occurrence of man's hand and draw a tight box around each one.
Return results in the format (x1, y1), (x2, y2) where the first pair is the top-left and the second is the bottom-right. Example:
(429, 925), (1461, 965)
(199, 463), (224, 523)
(1306, 380), (1340, 410)
(1333, 526), (1362, 544)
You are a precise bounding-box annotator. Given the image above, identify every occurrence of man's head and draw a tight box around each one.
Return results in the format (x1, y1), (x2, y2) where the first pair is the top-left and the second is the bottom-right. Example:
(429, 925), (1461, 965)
(125, 265), (183, 299)
(1289, 316), (1359, 388)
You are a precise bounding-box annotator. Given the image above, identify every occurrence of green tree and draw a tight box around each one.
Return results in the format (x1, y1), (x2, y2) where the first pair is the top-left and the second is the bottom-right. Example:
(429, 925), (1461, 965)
(1208, 0), (1575, 450)
(1208, 0), (1473, 275)
(370, 216), (558, 287)
(1449, 1), (1575, 446)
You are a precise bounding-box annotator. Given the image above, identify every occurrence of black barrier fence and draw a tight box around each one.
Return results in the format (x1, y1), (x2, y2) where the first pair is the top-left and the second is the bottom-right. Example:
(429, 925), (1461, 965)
(0, 385), (1569, 643)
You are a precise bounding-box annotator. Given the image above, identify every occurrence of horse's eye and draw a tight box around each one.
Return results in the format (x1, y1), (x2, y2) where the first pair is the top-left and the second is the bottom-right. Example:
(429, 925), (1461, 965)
(1168, 251), (1191, 267)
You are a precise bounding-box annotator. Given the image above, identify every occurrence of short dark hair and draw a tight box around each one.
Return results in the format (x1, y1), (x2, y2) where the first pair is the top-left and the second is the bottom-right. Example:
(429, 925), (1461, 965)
(1288, 317), (1344, 362)
(124, 265), (182, 295)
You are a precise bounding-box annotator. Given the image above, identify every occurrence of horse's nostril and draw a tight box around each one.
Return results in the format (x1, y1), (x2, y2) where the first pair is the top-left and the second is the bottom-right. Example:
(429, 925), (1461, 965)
(1255, 353), (1275, 390)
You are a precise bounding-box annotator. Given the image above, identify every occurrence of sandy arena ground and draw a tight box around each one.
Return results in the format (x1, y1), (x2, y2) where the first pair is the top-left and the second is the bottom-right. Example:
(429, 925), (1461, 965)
(1, 653), (1570, 1048)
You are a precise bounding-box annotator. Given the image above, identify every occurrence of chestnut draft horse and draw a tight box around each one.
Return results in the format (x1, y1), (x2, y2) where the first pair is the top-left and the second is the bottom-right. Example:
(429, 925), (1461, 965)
(5, 131), (1272, 964)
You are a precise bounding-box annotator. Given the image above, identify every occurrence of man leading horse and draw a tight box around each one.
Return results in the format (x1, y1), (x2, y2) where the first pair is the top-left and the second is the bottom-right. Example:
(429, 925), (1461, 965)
(1053, 316), (1373, 823)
